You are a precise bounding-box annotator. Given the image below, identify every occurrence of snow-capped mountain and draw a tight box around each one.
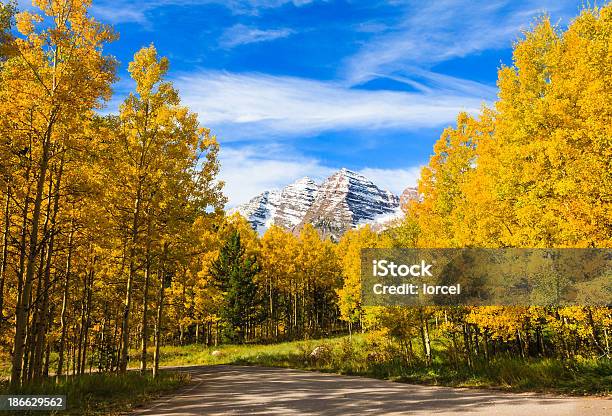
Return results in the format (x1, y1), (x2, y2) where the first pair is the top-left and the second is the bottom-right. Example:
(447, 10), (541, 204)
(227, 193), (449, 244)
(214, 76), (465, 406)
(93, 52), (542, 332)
(231, 190), (282, 233)
(298, 169), (400, 238)
(230, 169), (416, 238)
(274, 177), (319, 229)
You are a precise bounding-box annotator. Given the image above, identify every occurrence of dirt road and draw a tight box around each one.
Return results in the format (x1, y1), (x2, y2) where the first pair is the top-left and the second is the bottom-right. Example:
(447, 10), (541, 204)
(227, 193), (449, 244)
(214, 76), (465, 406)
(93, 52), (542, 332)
(131, 365), (610, 415)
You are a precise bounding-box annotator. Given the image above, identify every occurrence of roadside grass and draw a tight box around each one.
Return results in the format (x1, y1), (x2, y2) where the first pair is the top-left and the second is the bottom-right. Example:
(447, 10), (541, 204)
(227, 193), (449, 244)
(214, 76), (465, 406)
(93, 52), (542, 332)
(391, 356), (612, 394)
(0, 371), (190, 415)
(129, 338), (328, 368)
(134, 335), (611, 396)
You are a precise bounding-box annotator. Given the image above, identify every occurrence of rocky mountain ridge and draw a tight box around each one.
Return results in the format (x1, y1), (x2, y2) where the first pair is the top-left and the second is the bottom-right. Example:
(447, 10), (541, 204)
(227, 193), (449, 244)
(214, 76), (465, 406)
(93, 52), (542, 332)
(230, 168), (417, 238)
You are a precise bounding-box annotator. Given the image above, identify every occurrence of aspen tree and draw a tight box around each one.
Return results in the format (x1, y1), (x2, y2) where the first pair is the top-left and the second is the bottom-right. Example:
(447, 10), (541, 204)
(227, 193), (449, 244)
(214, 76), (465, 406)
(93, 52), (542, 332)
(1, 0), (115, 386)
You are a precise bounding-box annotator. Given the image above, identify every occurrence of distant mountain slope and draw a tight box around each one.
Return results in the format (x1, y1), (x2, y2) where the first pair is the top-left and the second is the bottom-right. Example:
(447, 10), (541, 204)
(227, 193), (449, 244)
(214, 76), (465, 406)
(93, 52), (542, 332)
(230, 168), (417, 238)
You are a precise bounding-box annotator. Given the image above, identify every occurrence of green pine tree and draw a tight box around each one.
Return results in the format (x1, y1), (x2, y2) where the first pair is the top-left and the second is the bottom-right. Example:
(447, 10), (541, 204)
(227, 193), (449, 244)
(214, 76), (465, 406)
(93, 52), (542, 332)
(210, 231), (260, 343)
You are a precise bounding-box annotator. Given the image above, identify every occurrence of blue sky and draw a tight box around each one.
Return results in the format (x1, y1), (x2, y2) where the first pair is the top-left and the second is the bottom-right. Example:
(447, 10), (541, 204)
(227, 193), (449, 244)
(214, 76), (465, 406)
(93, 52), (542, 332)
(20, 0), (585, 206)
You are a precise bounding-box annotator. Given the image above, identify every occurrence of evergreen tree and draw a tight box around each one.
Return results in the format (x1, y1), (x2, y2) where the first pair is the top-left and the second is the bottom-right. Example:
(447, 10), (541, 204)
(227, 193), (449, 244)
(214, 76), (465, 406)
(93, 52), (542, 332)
(210, 231), (260, 343)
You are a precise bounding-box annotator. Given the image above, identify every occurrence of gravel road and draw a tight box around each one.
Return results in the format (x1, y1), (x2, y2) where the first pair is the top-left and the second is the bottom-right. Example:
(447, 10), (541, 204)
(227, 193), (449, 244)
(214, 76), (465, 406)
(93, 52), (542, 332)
(131, 365), (610, 415)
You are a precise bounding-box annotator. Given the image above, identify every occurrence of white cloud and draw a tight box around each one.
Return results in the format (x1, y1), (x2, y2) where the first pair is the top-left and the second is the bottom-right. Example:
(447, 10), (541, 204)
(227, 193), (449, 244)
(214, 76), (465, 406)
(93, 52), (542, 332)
(174, 70), (493, 140)
(343, 0), (577, 84)
(358, 166), (422, 195)
(90, 5), (149, 25)
(90, 0), (314, 25)
(219, 24), (294, 48)
(219, 146), (333, 207)
(224, 0), (315, 15)
(219, 146), (422, 207)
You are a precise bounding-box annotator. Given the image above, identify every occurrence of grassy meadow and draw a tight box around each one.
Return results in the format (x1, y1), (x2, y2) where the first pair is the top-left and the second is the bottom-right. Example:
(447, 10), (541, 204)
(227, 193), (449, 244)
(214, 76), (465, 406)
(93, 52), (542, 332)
(0, 371), (189, 415)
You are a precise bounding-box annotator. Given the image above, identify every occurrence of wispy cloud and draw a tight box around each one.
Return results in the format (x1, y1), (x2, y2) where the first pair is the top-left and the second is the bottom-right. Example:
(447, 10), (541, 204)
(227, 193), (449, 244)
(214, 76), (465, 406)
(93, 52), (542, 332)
(90, 5), (149, 25)
(223, 0), (315, 15)
(220, 146), (421, 207)
(343, 0), (577, 84)
(219, 24), (295, 48)
(90, 0), (314, 25)
(358, 167), (421, 195)
(174, 70), (494, 140)
(219, 146), (333, 207)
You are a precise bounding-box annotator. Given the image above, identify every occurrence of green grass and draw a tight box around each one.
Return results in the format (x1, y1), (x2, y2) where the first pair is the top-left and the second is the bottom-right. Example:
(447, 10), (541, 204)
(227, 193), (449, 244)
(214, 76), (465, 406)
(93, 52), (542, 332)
(0, 371), (190, 415)
(389, 356), (612, 394)
(130, 338), (331, 368)
(134, 335), (611, 396)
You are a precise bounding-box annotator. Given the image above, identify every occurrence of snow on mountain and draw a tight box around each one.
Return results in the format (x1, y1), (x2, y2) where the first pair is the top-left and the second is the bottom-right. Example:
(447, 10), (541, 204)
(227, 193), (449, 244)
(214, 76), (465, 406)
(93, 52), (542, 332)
(299, 168), (399, 239)
(229, 190), (281, 234)
(230, 168), (409, 238)
(274, 177), (319, 229)
(228, 177), (319, 234)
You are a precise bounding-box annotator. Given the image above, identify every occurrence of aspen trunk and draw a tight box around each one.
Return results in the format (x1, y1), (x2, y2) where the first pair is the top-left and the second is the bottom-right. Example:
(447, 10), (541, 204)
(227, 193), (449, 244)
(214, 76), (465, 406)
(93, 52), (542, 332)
(56, 223), (74, 377)
(43, 338), (50, 377)
(604, 326), (610, 359)
(71, 333), (77, 375)
(153, 270), (165, 379)
(269, 276), (274, 340)
(120, 266), (135, 371)
(0, 186), (10, 318)
(140, 236), (151, 373)
(33, 157), (63, 380)
(112, 315), (120, 372)
(120, 188), (142, 372)
(15, 164), (32, 328)
(516, 331), (525, 359)
(483, 330), (490, 362)
(80, 263), (94, 374)
(420, 314), (432, 366)
(76, 273), (87, 375)
(12, 133), (52, 386)
(215, 321), (219, 346)
(28, 215), (49, 383)
(463, 323), (473, 368)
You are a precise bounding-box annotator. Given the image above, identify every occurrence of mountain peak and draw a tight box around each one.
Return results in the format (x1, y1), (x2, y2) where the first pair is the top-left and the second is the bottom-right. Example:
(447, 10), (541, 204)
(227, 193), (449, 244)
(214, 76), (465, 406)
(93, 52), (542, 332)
(231, 168), (402, 238)
(293, 176), (316, 185)
(335, 167), (363, 178)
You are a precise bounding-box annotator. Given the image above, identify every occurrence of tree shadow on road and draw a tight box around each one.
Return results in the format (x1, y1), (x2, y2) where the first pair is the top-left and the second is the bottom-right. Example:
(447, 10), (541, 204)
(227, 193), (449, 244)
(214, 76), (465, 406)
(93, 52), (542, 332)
(131, 365), (606, 415)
